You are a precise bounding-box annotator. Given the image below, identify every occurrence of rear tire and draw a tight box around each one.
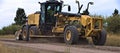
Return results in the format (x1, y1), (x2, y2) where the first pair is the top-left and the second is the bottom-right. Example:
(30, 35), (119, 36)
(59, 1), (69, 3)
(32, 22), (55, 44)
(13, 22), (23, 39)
(22, 25), (30, 41)
(92, 29), (107, 45)
(15, 31), (23, 40)
(64, 26), (79, 44)
(30, 26), (39, 35)
(26, 25), (30, 41)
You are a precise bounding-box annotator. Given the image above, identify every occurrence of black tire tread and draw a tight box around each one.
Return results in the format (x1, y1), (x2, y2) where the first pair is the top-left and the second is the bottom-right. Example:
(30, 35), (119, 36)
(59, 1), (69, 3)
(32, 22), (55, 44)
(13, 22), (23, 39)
(64, 26), (79, 44)
(92, 29), (107, 45)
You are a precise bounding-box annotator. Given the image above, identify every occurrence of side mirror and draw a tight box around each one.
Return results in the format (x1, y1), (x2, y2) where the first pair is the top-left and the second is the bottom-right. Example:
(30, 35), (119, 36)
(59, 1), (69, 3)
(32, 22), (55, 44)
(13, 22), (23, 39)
(89, 2), (94, 5)
(68, 6), (71, 11)
(63, 4), (71, 11)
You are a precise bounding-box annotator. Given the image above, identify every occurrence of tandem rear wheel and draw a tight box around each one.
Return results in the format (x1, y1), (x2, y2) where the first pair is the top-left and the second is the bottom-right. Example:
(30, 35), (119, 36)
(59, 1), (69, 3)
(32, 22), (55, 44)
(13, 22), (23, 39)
(64, 26), (79, 45)
(22, 25), (30, 41)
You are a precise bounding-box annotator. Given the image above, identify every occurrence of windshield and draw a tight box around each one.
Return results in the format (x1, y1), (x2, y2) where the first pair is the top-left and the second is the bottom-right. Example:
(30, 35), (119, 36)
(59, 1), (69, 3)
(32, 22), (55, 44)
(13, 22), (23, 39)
(46, 4), (61, 12)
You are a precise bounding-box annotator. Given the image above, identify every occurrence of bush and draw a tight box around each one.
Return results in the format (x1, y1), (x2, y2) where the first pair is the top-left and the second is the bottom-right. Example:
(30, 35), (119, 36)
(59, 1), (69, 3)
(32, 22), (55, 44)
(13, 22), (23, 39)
(0, 30), (5, 35)
(0, 25), (21, 35)
(107, 15), (120, 33)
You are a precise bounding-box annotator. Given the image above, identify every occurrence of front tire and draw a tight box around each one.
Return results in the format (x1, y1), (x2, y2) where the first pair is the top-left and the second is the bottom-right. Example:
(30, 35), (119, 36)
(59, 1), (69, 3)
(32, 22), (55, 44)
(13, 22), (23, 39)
(92, 29), (107, 45)
(64, 26), (79, 44)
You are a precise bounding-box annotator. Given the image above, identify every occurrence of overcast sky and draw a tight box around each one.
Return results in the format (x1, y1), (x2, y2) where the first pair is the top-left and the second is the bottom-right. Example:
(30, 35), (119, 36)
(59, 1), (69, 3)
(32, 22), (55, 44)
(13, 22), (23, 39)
(0, 0), (120, 29)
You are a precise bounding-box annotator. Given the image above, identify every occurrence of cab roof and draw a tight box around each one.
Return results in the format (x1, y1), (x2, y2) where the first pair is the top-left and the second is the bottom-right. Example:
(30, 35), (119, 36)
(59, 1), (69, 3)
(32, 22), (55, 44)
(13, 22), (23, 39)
(41, 1), (62, 4)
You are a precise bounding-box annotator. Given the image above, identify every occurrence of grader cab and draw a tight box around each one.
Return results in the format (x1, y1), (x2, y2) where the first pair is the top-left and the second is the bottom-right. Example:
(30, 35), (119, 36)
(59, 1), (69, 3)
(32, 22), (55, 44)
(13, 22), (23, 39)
(15, 0), (107, 45)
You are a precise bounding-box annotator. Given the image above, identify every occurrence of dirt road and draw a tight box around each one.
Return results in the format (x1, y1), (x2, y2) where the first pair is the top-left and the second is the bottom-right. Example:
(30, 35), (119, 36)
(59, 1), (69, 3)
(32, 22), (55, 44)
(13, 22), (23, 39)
(0, 38), (120, 53)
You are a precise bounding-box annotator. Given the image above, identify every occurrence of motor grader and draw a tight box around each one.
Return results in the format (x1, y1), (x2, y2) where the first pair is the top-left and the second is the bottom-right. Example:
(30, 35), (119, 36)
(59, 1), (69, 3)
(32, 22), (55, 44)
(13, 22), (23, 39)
(15, 0), (107, 45)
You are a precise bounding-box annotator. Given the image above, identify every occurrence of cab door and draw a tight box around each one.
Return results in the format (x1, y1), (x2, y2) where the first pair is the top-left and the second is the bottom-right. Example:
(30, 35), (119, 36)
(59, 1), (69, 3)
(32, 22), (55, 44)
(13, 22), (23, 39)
(40, 4), (46, 34)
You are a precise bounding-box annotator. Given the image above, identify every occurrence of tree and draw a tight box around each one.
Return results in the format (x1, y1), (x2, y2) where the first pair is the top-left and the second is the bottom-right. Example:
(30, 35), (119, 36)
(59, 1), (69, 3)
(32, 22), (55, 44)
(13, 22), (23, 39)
(14, 8), (27, 25)
(107, 15), (120, 33)
(106, 9), (120, 33)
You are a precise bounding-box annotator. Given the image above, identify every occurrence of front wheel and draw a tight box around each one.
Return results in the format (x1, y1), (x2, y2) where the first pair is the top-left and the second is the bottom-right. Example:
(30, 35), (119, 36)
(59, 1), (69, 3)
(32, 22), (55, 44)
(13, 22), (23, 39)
(92, 29), (107, 45)
(64, 26), (79, 44)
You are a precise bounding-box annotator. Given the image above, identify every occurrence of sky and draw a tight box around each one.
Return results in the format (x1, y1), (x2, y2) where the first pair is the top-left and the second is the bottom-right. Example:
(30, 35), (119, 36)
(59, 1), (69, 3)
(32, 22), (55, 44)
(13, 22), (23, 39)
(0, 0), (120, 29)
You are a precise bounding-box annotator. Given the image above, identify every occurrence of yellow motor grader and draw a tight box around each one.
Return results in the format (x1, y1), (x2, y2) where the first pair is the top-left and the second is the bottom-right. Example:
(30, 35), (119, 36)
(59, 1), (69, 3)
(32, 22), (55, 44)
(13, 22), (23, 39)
(15, 0), (107, 45)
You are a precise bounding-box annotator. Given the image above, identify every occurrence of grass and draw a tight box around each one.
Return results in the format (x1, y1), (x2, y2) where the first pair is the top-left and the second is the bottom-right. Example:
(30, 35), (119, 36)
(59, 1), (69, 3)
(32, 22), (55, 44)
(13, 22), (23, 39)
(105, 34), (120, 47)
(88, 33), (120, 47)
(0, 35), (14, 39)
(0, 42), (38, 53)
